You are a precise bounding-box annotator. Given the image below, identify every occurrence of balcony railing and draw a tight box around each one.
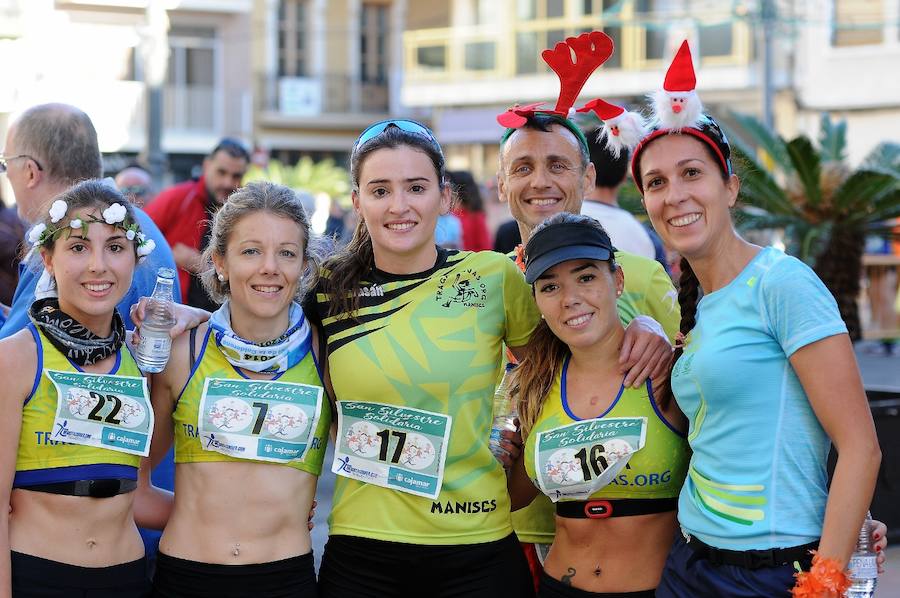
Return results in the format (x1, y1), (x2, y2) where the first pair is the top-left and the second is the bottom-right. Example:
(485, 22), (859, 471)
(404, 0), (752, 82)
(259, 73), (389, 117)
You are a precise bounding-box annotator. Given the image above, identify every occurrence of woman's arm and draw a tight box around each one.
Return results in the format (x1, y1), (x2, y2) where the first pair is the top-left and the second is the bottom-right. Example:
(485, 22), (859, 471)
(130, 299), (211, 340)
(0, 333), (39, 598)
(619, 316), (673, 388)
(789, 334), (881, 566)
(508, 447), (539, 512)
(133, 458), (173, 530)
(133, 323), (194, 530)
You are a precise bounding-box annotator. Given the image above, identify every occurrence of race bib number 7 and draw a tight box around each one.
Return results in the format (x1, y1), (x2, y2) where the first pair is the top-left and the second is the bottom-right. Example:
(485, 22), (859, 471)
(48, 370), (153, 457)
(198, 378), (323, 463)
(332, 401), (452, 500)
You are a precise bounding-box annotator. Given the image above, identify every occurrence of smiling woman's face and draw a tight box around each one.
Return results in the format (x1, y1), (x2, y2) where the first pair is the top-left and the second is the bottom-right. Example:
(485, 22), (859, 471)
(353, 145), (449, 273)
(534, 258), (624, 351)
(213, 210), (305, 338)
(639, 134), (739, 260)
(41, 207), (136, 333)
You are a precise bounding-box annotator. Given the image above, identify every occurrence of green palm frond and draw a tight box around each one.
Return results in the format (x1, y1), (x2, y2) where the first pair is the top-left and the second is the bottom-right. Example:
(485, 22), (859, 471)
(731, 145), (799, 217)
(818, 114), (847, 162)
(728, 111), (790, 169)
(863, 142), (900, 178)
(244, 157), (350, 200)
(836, 170), (900, 222)
(785, 137), (823, 207)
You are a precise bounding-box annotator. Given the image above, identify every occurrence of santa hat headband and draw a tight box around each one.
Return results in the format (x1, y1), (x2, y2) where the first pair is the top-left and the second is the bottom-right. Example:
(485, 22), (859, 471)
(626, 39), (733, 192)
(497, 31), (615, 151)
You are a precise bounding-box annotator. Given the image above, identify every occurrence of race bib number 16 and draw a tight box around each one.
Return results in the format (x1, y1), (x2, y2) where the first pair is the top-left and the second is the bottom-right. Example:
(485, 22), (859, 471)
(332, 401), (452, 500)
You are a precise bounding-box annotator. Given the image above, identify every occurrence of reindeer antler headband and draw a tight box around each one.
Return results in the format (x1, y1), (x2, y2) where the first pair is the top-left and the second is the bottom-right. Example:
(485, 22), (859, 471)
(497, 30), (615, 147)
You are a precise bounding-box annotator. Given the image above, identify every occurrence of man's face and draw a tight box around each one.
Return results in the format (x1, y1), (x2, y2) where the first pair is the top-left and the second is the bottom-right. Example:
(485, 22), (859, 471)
(497, 125), (594, 239)
(203, 150), (248, 205)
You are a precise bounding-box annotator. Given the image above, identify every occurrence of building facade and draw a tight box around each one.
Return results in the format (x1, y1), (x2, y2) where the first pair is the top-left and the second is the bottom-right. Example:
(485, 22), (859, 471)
(0, 0), (254, 193)
(399, 0), (900, 179)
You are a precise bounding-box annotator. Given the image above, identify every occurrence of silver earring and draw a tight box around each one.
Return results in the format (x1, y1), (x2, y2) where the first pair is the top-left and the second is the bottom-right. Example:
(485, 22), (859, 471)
(217, 273), (225, 282)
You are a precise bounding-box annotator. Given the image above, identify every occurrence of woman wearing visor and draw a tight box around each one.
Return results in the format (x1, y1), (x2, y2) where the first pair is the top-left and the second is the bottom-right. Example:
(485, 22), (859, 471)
(508, 213), (688, 598)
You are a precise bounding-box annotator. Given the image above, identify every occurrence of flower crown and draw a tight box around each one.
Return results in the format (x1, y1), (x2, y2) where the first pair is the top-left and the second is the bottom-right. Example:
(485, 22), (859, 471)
(27, 199), (156, 258)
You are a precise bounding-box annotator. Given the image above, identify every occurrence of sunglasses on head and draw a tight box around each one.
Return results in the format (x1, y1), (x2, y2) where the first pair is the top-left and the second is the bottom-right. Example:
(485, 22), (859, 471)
(353, 119), (442, 155)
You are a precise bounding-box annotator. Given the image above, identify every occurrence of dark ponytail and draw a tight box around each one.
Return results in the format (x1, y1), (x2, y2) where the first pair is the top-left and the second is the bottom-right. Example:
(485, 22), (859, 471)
(659, 257), (700, 408)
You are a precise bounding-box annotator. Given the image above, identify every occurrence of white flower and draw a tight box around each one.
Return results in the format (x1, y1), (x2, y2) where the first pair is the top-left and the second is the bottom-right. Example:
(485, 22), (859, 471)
(27, 223), (47, 245)
(136, 238), (156, 257)
(126, 229), (136, 240)
(137, 232), (146, 243)
(48, 200), (68, 223)
(102, 202), (127, 225)
(70, 218), (83, 229)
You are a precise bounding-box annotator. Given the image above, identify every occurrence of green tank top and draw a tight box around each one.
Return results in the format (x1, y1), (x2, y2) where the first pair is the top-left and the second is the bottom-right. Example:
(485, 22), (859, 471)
(173, 326), (330, 476)
(524, 355), (688, 501)
(14, 324), (144, 485)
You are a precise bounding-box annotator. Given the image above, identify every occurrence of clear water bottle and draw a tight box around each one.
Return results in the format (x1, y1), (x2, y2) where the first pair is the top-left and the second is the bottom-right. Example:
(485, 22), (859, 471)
(846, 512), (878, 598)
(134, 267), (177, 373)
(489, 363), (518, 459)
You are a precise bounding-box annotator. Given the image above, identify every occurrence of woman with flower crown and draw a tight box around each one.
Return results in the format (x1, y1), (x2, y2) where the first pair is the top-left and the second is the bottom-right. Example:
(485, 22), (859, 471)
(142, 182), (328, 598)
(0, 179), (163, 597)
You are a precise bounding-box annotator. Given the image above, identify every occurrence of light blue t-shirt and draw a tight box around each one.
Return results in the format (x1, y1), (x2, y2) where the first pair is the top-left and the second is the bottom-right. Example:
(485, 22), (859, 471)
(0, 207), (179, 337)
(672, 247), (847, 550)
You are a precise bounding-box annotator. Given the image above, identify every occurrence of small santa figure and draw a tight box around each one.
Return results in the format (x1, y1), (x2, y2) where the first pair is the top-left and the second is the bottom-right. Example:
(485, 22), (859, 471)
(651, 40), (703, 130)
(578, 99), (647, 158)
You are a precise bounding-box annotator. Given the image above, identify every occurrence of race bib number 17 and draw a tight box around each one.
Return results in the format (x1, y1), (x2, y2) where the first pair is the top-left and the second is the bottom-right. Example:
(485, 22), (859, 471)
(332, 401), (452, 500)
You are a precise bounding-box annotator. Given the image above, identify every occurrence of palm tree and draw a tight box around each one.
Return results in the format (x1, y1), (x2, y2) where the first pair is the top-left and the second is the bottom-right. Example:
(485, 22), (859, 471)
(727, 113), (900, 340)
(244, 157), (351, 204)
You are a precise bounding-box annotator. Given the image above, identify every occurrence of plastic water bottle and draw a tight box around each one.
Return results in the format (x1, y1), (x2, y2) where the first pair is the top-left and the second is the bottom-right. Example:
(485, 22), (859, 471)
(134, 267), (177, 373)
(489, 363), (518, 459)
(846, 512), (878, 597)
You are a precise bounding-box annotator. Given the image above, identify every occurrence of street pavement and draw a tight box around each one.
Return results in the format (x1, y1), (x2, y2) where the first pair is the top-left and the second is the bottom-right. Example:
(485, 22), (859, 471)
(311, 342), (900, 594)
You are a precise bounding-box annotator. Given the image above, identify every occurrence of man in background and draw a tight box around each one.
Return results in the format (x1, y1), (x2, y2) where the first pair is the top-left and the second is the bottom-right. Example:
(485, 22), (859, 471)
(0, 103), (178, 337)
(115, 163), (155, 207)
(583, 129), (670, 271)
(145, 138), (249, 310)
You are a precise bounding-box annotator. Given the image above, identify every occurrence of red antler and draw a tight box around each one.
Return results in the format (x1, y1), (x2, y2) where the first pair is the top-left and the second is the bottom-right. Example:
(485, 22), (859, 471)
(542, 31), (614, 115)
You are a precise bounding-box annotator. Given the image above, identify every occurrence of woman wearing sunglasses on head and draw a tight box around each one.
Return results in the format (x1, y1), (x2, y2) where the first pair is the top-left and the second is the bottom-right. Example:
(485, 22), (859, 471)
(308, 119), (541, 598)
(508, 213), (688, 598)
(0, 180), (161, 597)
(142, 182), (329, 598)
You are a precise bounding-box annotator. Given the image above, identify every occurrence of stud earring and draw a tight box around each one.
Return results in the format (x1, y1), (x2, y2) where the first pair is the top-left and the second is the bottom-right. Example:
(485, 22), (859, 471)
(217, 273), (226, 282)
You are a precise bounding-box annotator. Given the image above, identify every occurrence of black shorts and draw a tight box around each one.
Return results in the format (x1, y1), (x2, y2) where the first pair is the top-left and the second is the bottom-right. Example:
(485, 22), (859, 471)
(538, 571), (656, 598)
(11, 551), (150, 598)
(151, 551), (317, 598)
(318, 533), (535, 598)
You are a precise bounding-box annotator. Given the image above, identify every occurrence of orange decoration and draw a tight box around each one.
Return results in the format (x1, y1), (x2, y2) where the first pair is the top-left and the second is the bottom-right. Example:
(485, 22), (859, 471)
(791, 553), (851, 598)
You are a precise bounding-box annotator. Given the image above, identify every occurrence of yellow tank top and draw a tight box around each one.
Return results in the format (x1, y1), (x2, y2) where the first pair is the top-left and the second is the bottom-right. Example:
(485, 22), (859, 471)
(173, 327), (331, 476)
(524, 356), (688, 501)
(14, 324), (143, 487)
